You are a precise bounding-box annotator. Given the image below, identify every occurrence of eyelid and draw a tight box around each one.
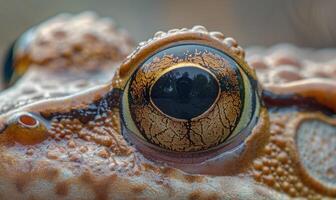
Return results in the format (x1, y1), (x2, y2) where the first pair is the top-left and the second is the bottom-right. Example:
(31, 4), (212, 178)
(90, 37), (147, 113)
(116, 29), (250, 89)
(122, 106), (268, 176)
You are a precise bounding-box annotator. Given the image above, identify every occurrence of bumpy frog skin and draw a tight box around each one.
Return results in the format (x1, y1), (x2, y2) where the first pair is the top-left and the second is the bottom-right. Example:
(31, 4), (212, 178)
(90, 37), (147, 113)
(0, 12), (335, 200)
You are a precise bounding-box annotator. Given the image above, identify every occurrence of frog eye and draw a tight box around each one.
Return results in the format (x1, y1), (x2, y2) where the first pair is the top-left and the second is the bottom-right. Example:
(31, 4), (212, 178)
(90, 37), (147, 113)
(2, 28), (35, 87)
(120, 27), (261, 153)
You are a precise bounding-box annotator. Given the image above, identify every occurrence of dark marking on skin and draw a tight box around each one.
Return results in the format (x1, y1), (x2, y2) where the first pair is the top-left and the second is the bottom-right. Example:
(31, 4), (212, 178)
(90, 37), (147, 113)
(42, 168), (60, 180)
(55, 181), (69, 196)
(262, 90), (335, 115)
(15, 174), (31, 193)
(80, 172), (118, 200)
(188, 190), (220, 200)
(28, 196), (37, 200)
(161, 168), (176, 177)
(42, 89), (122, 123)
(131, 184), (146, 194)
(184, 175), (204, 183)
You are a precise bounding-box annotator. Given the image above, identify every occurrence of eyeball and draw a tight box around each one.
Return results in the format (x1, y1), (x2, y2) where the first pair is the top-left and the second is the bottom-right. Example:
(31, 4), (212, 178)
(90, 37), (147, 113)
(2, 28), (36, 87)
(119, 26), (261, 153)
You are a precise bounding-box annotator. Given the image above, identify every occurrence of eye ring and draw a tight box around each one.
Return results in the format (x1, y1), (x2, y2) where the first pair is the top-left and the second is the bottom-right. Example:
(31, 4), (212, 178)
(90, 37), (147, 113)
(117, 26), (262, 154)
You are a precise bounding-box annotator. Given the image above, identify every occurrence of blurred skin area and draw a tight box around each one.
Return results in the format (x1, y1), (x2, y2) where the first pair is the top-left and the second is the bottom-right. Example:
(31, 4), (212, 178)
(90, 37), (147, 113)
(0, 0), (336, 60)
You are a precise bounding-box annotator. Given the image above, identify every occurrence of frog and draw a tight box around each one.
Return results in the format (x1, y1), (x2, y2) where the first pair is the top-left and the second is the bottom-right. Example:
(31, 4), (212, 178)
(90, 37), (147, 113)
(0, 12), (335, 200)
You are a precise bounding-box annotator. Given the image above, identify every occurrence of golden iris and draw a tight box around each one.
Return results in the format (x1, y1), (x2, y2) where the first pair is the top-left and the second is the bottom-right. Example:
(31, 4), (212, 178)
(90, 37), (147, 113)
(121, 44), (260, 152)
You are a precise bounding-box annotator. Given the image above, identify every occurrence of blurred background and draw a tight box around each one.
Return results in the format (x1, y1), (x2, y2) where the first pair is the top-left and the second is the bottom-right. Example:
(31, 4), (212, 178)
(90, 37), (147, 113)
(1, 0), (336, 57)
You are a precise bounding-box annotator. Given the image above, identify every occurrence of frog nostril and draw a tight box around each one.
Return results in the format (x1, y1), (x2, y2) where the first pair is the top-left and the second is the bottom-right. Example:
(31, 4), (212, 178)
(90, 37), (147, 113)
(1, 112), (49, 145)
(18, 113), (39, 128)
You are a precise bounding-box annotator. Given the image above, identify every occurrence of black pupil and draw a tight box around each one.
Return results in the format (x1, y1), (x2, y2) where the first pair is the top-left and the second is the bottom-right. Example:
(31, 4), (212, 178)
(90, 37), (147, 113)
(150, 66), (219, 120)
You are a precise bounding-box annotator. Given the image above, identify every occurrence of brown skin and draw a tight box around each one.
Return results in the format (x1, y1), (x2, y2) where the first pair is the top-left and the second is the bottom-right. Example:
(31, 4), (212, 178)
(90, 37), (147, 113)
(0, 12), (335, 200)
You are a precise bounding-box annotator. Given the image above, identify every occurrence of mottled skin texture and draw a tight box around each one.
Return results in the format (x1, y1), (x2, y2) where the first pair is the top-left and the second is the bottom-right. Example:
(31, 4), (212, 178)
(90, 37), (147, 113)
(0, 13), (335, 200)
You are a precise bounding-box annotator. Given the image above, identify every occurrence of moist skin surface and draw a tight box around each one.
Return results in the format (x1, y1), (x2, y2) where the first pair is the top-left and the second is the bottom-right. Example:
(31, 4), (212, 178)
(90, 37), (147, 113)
(0, 12), (335, 200)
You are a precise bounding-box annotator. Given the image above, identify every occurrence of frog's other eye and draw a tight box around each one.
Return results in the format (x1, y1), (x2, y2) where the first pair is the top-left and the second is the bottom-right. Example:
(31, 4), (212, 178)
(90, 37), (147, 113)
(120, 27), (261, 154)
(2, 28), (35, 87)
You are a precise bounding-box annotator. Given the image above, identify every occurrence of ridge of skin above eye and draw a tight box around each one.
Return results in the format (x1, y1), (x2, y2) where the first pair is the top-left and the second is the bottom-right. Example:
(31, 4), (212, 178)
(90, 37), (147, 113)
(0, 12), (335, 200)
